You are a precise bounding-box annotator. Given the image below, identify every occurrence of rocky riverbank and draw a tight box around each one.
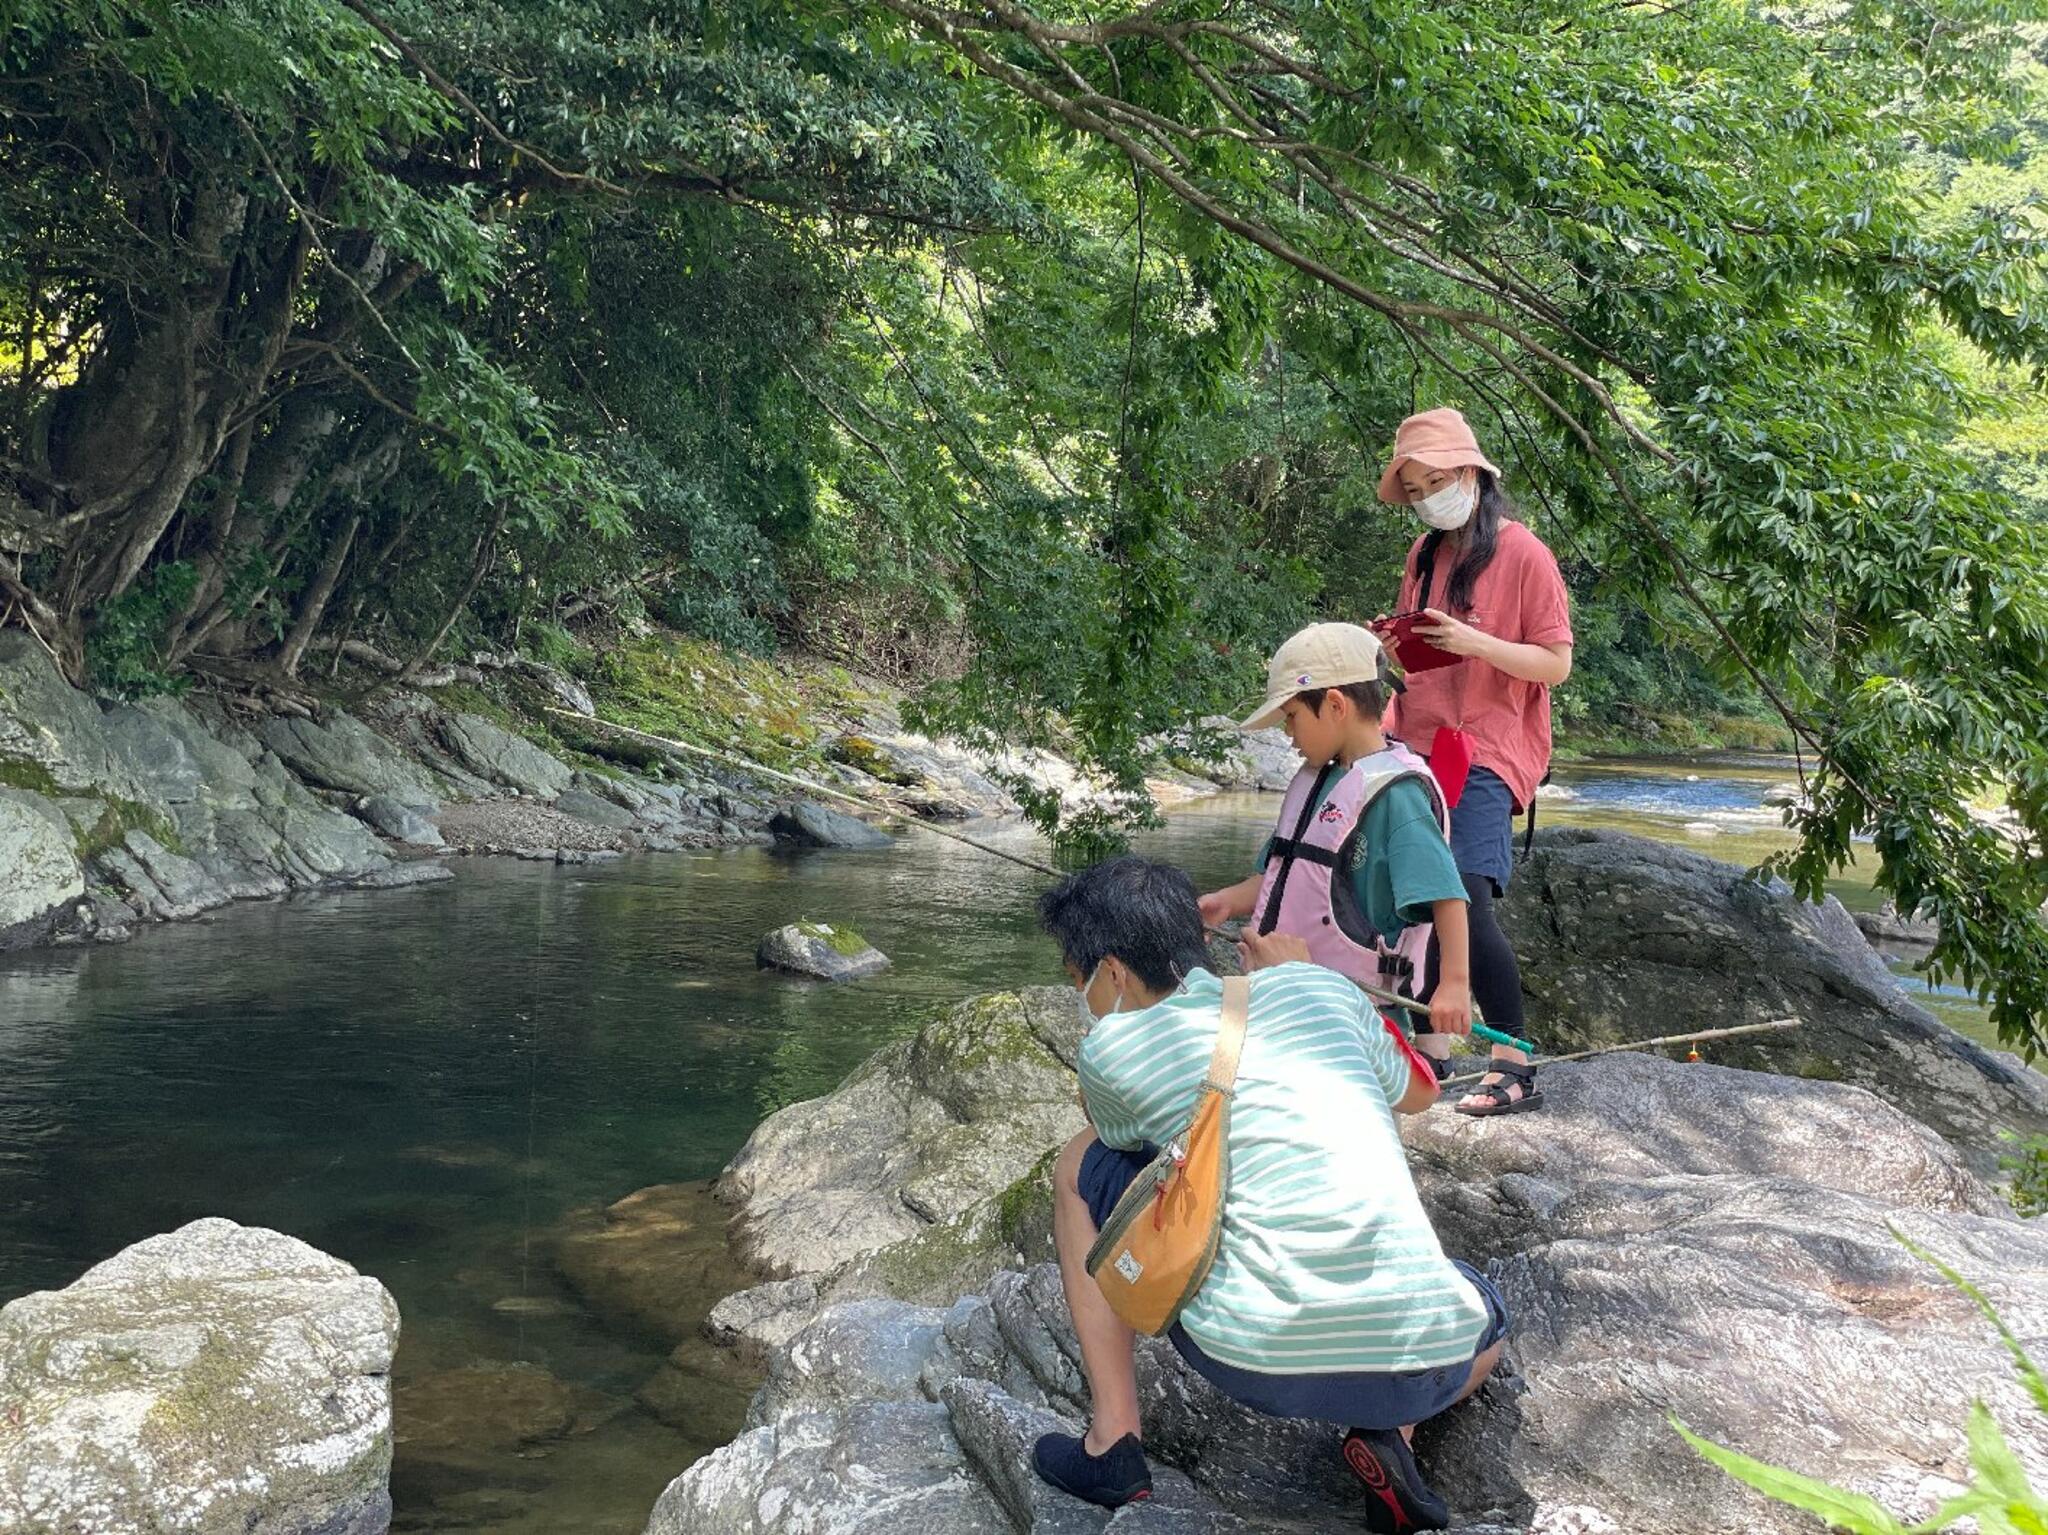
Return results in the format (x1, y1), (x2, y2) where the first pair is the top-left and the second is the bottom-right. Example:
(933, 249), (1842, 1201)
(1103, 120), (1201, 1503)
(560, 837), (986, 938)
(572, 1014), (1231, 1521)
(601, 830), (2048, 1533)
(635, 994), (2047, 1535)
(0, 630), (1257, 952)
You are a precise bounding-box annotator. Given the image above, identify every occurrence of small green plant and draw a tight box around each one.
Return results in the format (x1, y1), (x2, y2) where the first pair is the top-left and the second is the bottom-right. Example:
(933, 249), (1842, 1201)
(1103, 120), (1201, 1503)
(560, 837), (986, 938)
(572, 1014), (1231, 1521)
(85, 562), (198, 699)
(2001, 1132), (2048, 1219)
(1676, 1232), (2046, 1533)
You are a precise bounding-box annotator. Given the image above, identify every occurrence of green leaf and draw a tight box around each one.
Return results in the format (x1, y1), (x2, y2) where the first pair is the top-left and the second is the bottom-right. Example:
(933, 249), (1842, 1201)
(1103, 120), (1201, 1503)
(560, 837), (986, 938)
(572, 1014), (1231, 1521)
(1965, 1399), (2036, 1503)
(1672, 1419), (1909, 1534)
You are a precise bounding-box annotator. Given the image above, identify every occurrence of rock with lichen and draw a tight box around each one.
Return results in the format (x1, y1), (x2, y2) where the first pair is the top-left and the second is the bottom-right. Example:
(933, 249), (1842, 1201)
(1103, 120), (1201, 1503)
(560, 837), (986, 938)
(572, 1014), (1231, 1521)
(755, 919), (892, 982)
(0, 1218), (399, 1535)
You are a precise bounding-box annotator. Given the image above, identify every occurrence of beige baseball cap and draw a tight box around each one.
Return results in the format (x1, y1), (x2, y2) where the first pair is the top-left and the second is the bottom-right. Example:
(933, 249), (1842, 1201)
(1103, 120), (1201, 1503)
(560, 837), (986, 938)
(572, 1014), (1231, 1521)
(1238, 622), (1392, 731)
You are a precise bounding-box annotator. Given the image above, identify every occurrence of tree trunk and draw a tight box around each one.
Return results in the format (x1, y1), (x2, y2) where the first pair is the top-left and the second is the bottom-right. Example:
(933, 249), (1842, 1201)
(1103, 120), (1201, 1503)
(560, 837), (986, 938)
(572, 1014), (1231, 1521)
(276, 511), (359, 678)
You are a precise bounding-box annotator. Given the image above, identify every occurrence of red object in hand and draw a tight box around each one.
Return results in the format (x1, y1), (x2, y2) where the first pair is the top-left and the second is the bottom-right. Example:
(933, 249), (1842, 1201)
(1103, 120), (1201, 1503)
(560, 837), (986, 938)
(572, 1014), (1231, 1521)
(1370, 611), (1461, 674)
(1382, 1012), (1440, 1091)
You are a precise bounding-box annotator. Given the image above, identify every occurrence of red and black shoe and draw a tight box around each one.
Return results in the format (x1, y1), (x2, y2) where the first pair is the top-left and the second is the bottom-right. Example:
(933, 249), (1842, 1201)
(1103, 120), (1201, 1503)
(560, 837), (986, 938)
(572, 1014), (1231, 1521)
(1342, 1426), (1450, 1533)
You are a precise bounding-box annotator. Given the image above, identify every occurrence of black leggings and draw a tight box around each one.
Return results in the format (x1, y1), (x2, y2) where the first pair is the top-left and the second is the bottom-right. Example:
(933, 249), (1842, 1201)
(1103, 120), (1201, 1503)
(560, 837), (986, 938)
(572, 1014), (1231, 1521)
(1422, 871), (1527, 1041)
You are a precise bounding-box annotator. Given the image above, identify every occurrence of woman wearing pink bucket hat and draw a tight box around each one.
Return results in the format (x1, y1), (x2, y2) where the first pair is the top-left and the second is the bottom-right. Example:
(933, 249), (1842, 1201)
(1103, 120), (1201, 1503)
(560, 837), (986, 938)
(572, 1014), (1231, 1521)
(1375, 408), (1573, 1116)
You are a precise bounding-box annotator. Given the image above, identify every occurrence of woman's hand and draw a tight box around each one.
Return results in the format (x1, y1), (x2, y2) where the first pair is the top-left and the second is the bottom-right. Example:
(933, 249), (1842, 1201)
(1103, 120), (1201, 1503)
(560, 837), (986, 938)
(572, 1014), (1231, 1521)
(1415, 607), (1495, 660)
(1238, 931), (1311, 971)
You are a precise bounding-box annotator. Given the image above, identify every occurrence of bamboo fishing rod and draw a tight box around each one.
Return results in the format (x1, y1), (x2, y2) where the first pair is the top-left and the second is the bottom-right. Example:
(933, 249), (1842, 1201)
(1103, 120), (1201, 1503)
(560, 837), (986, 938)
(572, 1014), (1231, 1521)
(544, 708), (1063, 877)
(1433, 1018), (1803, 1088)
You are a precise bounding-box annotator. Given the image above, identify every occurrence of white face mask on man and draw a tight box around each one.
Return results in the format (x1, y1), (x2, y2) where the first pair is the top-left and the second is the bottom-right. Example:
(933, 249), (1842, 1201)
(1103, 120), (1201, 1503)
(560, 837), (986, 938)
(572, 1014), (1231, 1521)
(1412, 474), (1478, 531)
(1074, 960), (1124, 1026)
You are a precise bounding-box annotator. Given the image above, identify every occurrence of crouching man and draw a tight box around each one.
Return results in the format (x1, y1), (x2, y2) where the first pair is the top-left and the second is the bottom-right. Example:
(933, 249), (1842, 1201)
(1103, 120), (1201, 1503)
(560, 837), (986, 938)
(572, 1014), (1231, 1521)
(1034, 855), (1507, 1533)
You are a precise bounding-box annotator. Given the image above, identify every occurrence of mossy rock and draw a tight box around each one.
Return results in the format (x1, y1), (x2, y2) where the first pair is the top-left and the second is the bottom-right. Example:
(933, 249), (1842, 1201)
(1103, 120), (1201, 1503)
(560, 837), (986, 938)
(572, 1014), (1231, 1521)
(797, 917), (875, 958)
(758, 921), (891, 981)
(829, 734), (920, 787)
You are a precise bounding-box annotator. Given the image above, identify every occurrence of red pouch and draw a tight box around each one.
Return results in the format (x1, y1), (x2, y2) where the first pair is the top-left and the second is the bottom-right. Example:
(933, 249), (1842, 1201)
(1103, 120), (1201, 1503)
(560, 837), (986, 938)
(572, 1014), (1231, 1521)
(1430, 726), (1473, 808)
(1382, 1012), (1440, 1092)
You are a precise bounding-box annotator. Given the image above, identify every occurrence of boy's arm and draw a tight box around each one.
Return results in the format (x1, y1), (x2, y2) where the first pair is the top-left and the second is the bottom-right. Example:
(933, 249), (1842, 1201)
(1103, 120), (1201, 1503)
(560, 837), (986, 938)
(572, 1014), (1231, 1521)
(1198, 874), (1263, 928)
(1427, 897), (1473, 1039)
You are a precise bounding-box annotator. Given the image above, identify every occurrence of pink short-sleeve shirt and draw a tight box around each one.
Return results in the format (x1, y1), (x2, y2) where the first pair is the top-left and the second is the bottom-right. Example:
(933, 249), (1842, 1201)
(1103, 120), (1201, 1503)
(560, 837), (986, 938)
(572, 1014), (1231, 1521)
(1384, 520), (1573, 808)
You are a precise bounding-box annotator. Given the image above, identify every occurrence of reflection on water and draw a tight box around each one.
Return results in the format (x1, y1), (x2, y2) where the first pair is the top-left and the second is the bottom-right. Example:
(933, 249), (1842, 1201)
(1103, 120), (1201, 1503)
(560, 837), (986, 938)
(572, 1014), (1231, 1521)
(0, 758), (2011, 1532)
(0, 816), (1271, 1534)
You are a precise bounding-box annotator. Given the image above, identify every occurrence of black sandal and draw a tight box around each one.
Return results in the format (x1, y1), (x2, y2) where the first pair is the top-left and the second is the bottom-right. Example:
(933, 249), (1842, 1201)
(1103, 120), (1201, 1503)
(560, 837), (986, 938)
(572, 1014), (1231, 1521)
(1454, 1061), (1542, 1117)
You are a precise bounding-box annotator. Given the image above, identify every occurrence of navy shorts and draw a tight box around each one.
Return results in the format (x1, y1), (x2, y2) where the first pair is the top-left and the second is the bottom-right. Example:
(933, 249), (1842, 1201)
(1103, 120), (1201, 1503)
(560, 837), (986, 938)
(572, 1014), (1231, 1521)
(1443, 763), (1515, 894)
(1078, 1140), (1510, 1431)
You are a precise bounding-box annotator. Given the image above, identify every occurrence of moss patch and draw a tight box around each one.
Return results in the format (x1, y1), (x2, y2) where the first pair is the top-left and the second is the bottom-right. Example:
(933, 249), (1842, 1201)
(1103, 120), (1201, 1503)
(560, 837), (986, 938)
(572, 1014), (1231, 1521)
(0, 753), (62, 796)
(587, 635), (826, 773)
(796, 918), (873, 957)
(76, 797), (182, 861)
(829, 734), (919, 787)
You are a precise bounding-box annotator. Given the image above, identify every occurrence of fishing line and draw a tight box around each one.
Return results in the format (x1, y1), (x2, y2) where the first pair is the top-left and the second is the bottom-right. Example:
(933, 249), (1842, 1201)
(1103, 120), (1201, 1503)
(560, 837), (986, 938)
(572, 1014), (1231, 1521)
(556, 710), (1805, 1073)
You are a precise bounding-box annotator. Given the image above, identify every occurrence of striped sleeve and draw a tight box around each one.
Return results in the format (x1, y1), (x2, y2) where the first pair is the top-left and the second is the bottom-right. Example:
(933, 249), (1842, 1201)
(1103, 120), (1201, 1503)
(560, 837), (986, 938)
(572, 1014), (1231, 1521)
(1354, 988), (1409, 1104)
(1078, 1031), (1149, 1151)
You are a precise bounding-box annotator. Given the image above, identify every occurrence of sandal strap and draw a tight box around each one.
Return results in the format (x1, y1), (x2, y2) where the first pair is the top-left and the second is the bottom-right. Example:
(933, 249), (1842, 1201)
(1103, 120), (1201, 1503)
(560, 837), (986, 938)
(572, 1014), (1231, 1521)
(1484, 1061), (1536, 1083)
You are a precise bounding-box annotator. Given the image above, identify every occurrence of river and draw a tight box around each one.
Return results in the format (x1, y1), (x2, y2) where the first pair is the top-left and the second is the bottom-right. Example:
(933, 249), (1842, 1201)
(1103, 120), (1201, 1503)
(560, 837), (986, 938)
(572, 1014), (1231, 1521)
(0, 758), (2001, 1531)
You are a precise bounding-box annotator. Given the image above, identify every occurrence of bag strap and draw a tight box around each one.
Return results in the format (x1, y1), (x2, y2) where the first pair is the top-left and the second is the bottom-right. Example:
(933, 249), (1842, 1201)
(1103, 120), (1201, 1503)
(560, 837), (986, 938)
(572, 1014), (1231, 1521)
(1203, 976), (1251, 1094)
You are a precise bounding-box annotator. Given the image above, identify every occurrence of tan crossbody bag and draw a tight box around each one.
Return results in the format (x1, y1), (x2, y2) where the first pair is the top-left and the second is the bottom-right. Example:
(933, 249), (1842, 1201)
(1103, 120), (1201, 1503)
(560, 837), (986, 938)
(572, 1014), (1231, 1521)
(1083, 974), (1249, 1336)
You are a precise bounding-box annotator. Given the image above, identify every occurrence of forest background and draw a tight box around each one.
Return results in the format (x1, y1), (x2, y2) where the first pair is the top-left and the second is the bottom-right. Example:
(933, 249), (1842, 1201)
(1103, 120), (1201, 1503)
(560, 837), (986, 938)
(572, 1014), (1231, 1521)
(5, 0), (2048, 1049)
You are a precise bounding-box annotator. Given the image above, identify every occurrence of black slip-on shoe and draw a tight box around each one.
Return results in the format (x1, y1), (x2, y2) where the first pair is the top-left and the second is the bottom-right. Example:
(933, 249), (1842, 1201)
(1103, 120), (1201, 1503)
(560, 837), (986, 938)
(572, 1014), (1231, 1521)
(1032, 1430), (1153, 1509)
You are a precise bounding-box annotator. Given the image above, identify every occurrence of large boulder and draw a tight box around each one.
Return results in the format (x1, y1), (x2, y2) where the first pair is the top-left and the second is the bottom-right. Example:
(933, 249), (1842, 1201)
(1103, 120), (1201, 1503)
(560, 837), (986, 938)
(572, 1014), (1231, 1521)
(716, 988), (1087, 1282)
(1500, 828), (2048, 1170)
(655, 1053), (2048, 1535)
(767, 800), (894, 850)
(438, 713), (574, 799)
(0, 1218), (399, 1535)
(756, 921), (892, 982)
(256, 712), (448, 806)
(0, 631), (150, 801)
(0, 789), (85, 946)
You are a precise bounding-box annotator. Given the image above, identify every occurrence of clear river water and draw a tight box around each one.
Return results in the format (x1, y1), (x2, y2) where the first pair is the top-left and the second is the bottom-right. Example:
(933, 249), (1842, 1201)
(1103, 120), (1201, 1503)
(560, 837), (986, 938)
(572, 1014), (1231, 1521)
(0, 757), (2002, 1531)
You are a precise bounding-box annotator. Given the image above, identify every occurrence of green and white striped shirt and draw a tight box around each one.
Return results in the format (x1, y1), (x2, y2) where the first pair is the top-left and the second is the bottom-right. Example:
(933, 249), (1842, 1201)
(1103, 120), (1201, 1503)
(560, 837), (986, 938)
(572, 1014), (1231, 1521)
(1079, 963), (1488, 1375)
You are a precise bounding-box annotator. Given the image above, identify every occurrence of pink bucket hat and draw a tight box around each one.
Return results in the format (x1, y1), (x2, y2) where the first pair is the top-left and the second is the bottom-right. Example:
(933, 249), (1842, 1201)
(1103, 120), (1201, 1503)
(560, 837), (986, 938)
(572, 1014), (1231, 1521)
(1376, 407), (1502, 503)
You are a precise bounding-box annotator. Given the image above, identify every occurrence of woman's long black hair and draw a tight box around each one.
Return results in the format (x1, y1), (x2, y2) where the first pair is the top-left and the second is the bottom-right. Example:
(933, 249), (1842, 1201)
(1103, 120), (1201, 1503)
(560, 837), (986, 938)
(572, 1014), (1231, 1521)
(1411, 469), (1516, 613)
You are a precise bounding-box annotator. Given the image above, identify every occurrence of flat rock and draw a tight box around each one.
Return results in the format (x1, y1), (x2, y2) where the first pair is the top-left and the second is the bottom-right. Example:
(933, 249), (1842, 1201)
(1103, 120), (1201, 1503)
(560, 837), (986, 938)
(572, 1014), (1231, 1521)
(756, 921), (892, 982)
(357, 794), (444, 847)
(256, 711), (447, 805)
(439, 713), (574, 799)
(554, 786), (641, 830)
(768, 800), (894, 850)
(0, 1217), (399, 1535)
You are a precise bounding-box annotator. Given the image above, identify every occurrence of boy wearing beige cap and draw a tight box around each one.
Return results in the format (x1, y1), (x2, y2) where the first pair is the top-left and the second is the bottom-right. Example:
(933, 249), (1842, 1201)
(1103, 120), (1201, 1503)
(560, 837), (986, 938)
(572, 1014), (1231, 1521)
(1199, 622), (1474, 1046)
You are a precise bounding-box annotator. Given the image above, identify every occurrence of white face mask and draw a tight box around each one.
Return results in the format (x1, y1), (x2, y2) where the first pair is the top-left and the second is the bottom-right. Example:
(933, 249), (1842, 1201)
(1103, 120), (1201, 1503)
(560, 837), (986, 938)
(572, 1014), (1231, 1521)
(1075, 960), (1123, 1026)
(1412, 476), (1477, 531)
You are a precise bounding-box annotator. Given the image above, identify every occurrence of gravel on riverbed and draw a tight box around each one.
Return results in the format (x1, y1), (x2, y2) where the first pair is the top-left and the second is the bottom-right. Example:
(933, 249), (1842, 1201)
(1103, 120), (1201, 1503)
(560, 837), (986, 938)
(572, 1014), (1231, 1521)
(436, 800), (637, 855)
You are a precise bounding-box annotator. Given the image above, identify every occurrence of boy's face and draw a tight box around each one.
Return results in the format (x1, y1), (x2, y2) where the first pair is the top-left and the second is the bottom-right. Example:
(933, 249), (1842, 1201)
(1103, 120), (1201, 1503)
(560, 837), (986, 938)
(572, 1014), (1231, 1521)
(1279, 693), (1344, 766)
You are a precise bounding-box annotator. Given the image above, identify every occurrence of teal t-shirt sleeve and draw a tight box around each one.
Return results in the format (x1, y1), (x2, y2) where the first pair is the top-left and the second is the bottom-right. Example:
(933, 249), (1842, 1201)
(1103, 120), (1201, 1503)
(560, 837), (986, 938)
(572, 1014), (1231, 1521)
(1354, 779), (1467, 934)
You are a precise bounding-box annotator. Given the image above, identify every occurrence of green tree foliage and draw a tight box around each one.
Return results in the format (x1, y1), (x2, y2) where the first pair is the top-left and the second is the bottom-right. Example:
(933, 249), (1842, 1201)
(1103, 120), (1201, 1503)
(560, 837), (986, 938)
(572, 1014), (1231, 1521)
(3, 0), (2048, 1049)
